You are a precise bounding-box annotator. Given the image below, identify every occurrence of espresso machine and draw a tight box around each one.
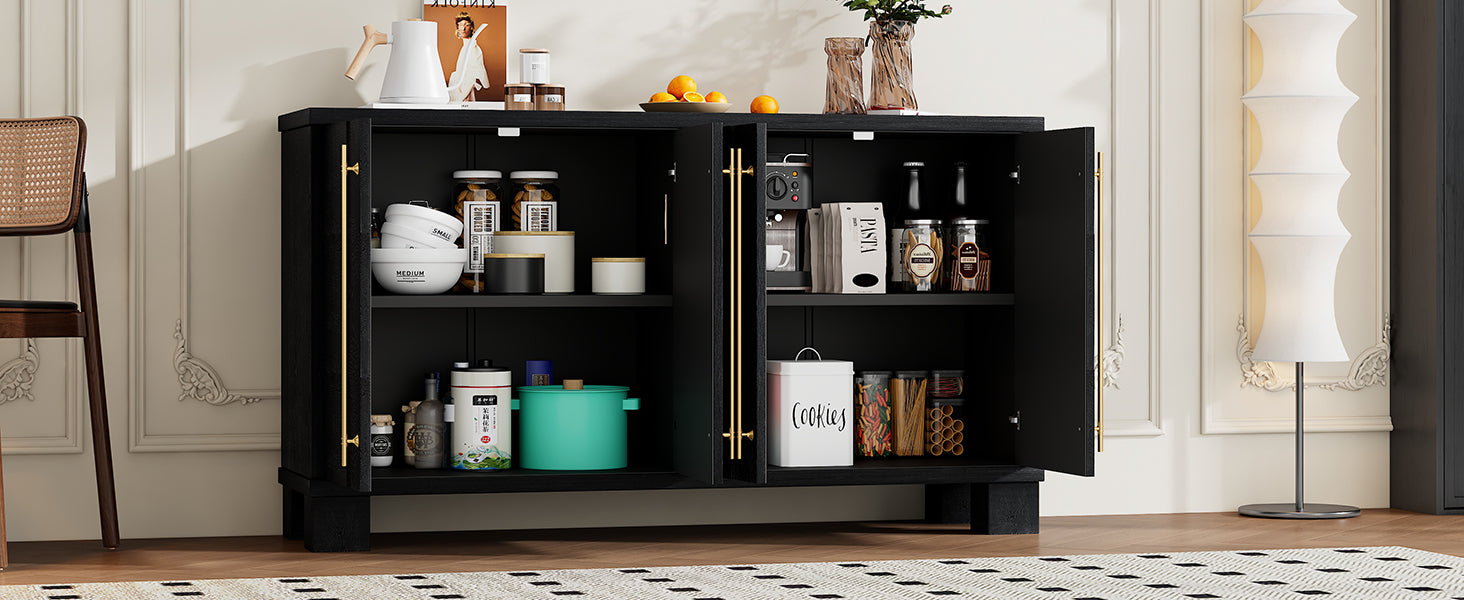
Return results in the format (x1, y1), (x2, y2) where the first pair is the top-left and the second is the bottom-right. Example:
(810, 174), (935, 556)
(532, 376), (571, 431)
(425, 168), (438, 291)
(765, 154), (813, 291)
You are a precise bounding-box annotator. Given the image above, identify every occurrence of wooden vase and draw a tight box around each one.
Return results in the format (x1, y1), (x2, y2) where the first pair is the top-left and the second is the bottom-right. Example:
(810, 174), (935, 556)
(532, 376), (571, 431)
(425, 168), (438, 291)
(869, 20), (917, 110)
(824, 37), (867, 115)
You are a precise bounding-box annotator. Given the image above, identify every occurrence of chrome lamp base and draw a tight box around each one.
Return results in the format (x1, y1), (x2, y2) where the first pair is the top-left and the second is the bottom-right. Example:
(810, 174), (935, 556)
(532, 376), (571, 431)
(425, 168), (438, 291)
(1237, 363), (1362, 521)
(1238, 503), (1361, 519)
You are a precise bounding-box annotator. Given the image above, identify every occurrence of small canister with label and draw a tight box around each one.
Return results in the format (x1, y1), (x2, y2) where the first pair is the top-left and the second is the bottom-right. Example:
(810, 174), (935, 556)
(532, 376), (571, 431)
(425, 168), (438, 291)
(901, 219), (943, 292)
(945, 219), (990, 292)
(535, 84), (565, 111)
(505, 83), (535, 110)
(370, 415), (395, 467)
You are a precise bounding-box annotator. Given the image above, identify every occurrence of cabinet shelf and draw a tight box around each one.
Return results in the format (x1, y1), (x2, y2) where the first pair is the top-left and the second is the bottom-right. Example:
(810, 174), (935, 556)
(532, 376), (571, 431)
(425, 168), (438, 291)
(372, 294), (673, 309)
(370, 465), (692, 495)
(765, 460), (1043, 487)
(766, 293), (1014, 307)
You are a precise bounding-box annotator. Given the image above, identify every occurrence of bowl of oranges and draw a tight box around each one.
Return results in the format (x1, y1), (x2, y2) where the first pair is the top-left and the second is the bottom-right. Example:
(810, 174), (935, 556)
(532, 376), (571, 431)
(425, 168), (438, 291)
(640, 76), (732, 113)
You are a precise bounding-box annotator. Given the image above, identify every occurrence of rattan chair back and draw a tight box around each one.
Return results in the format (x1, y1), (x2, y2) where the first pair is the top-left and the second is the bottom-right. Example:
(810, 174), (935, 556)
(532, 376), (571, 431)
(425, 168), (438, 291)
(0, 117), (85, 235)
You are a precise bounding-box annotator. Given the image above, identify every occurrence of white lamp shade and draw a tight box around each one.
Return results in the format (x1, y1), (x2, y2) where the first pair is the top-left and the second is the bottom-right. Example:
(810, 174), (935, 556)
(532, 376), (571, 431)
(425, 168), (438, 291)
(1249, 235), (1350, 362)
(1243, 0), (1355, 364)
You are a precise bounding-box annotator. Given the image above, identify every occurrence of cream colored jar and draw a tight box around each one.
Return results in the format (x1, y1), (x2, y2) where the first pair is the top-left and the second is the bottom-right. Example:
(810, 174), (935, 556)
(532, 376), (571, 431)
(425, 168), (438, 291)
(591, 257), (645, 295)
(494, 231), (574, 294)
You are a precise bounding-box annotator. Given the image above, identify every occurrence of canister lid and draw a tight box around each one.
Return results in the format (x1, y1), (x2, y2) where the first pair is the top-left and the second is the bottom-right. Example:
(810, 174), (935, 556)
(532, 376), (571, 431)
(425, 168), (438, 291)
(453, 170), (502, 179)
(519, 48), (550, 53)
(509, 170), (559, 180)
(767, 359), (854, 375)
(370, 414), (395, 427)
(592, 257), (645, 263)
(495, 231), (574, 236)
(536, 85), (565, 92)
(904, 219), (942, 226)
(949, 218), (989, 225)
(895, 370), (930, 379)
(504, 83), (534, 89)
(483, 253), (546, 258)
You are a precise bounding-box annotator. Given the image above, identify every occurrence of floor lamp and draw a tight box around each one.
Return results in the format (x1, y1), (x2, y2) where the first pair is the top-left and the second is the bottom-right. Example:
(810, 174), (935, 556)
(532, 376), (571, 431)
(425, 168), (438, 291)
(1238, 0), (1360, 519)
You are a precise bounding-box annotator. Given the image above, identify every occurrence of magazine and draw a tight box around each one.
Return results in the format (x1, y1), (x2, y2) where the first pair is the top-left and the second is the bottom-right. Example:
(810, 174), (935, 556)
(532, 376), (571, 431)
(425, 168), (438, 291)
(423, 1), (508, 102)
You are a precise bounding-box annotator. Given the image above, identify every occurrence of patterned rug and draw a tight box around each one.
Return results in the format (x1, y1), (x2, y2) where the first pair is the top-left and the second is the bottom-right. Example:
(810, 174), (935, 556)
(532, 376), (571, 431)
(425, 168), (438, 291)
(3, 546), (1462, 599)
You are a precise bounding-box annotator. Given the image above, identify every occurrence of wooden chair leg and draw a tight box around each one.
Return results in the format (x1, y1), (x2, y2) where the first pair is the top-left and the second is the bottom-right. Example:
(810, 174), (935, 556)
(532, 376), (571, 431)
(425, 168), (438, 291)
(75, 230), (118, 550)
(1, 424), (8, 569)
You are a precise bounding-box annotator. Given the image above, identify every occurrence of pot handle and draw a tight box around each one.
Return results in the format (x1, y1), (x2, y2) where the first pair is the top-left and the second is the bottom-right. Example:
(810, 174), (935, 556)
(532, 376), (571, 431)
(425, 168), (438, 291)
(623, 398), (640, 411)
(511, 398), (520, 410)
(345, 24), (389, 80)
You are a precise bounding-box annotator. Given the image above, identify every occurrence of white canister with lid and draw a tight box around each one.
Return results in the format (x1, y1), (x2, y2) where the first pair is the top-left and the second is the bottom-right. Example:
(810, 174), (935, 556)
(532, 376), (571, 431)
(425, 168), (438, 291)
(766, 348), (854, 467)
(495, 231), (574, 293)
(520, 49), (551, 84)
(369, 415), (395, 467)
(449, 362), (513, 470)
(592, 257), (646, 295)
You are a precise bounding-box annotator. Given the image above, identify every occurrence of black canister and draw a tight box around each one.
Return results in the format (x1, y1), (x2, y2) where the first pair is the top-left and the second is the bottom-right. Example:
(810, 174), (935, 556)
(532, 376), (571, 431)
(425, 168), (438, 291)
(483, 253), (545, 294)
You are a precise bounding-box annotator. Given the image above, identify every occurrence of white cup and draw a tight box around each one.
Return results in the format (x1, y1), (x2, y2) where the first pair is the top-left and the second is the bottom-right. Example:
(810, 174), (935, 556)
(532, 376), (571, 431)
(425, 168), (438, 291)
(766, 244), (792, 271)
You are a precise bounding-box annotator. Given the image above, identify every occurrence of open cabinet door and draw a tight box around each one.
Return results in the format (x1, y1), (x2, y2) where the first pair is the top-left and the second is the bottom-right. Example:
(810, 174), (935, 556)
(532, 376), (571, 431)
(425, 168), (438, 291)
(324, 119), (374, 493)
(725, 123), (768, 484)
(1013, 127), (1096, 477)
(672, 123), (727, 485)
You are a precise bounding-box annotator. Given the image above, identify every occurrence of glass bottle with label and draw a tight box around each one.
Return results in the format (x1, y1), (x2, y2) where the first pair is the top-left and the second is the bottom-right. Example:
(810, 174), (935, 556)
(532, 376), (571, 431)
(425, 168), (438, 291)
(902, 219), (943, 292)
(411, 373), (445, 469)
(903, 161), (925, 217)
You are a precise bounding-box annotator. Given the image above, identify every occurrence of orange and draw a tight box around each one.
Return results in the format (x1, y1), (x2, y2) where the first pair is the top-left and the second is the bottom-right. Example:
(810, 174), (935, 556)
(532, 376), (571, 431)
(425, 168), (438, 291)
(682, 92), (706, 103)
(667, 75), (697, 99)
(649, 92), (677, 103)
(750, 95), (780, 114)
(705, 91), (728, 103)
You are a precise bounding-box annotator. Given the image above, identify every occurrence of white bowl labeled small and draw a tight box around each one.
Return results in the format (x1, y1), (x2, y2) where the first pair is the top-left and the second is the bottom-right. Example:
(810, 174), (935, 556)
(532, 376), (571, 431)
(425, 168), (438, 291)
(385, 203), (464, 245)
(371, 248), (467, 294)
(381, 221), (458, 249)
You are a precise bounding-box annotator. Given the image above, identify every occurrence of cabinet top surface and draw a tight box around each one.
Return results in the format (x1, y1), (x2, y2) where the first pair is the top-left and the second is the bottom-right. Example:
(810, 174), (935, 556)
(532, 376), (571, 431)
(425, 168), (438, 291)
(278, 107), (1045, 134)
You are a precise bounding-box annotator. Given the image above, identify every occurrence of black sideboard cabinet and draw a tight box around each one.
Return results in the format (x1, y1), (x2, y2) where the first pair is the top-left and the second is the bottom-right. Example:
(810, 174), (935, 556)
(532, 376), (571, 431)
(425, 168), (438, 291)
(1391, 0), (1464, 514)
(278, 108), (1096, 551)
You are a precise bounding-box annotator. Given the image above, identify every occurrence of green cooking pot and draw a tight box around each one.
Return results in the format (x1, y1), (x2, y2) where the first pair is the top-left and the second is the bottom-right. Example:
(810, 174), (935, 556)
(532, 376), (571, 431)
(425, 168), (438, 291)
(512, 385), (640, 470)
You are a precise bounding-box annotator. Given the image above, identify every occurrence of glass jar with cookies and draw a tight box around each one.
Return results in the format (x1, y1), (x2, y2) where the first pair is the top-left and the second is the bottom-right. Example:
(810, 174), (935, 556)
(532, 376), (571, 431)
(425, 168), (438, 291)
(509, 171), (560, 231)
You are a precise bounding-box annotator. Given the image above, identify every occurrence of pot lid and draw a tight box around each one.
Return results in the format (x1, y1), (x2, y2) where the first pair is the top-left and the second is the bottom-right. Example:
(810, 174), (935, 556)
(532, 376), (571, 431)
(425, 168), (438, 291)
(517, 384), (630, 394)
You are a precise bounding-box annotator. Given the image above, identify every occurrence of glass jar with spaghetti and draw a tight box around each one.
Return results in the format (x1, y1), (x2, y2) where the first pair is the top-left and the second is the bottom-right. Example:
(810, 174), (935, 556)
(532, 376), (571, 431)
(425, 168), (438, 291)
(945, 218), (991, 292)
(901, 219), (942, 292)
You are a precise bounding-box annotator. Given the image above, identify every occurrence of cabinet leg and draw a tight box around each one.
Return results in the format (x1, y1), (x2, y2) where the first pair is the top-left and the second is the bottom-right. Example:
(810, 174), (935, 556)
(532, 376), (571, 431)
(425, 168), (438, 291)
(970, 482), (1039, 535)
(302, 494), (371, 552)
(924, 484), (971, 524)
(282, 487), (305, 541)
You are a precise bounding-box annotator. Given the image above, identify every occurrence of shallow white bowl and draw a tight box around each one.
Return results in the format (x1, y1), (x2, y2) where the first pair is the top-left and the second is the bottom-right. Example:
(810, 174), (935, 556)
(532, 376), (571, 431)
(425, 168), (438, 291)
(381, 221), (458, 249)
(371, 248), (467, 294)
(385, 204), (464, 244)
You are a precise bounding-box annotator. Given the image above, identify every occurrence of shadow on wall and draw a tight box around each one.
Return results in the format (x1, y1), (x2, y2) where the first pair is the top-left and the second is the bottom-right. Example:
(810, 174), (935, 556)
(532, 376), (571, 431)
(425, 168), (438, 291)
(228, 48), (367, 124)
(540, 1), (838, 109)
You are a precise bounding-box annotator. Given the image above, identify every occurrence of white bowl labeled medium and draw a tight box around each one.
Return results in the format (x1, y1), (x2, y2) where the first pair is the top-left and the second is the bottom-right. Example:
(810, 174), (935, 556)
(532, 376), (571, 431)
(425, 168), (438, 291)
(494, 231), (574, 293)
(371, 247), (467, 294)
(381, 221), (458, 249)
(384, 203), (464, 244)
(591, 257), (645, 295)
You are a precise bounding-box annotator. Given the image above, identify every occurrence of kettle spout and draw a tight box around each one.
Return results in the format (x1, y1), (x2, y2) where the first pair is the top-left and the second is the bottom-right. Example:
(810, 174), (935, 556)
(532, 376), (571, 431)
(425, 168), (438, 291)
(345, 24), (389, 80)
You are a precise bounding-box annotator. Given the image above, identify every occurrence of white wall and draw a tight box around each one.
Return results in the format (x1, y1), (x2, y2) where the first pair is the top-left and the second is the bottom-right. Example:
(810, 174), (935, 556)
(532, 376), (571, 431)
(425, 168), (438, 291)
(0, 0), (1389, 542)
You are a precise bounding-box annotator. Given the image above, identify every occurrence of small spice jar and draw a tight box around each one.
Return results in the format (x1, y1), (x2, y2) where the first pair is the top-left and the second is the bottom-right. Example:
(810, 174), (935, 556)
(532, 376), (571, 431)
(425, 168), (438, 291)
(535, 84), (565, 111)
(901, 219), (943, 292)
(945, 218), (990, 292)
(509, 171), (560, 231)
(504, 83), (535, 110)
(370, 415), (395, 467)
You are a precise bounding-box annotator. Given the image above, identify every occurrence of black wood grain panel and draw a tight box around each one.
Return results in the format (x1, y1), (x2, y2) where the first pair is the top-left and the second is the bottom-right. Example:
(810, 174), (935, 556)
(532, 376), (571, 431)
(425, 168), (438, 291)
(1443, 0), (1464, 510)
(671, 124), (724, 485)
(1012, 127), (1095, 477)
(281, 126), (318, 477)
(764, 463), (1042, 487)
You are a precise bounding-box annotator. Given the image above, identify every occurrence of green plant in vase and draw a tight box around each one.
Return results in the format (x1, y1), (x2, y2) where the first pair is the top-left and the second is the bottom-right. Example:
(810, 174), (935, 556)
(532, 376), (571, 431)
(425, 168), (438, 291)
(838, 0), (953, 110)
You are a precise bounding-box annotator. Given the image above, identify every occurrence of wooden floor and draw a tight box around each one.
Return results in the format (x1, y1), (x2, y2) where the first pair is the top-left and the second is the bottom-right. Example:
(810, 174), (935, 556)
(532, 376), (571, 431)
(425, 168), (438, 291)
(1, 510), (1461, 585)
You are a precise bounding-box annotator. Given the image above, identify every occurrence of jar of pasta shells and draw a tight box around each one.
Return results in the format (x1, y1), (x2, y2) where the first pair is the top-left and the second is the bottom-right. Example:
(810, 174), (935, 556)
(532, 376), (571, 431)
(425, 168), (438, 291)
(509, 171), (560, 231)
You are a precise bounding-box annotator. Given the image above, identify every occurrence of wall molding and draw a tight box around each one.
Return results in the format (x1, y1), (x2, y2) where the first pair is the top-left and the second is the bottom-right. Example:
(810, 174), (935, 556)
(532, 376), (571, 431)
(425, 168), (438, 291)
(1235, 314), (1390, 393)
(128, 0), (280, 452)
(1099, 314), (1126, 390)
(0, 339), (39, 405)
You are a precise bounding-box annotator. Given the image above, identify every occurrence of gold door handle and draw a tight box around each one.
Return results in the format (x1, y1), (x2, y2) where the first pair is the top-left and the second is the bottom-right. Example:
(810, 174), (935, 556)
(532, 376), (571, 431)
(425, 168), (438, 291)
(340, 144), (360, 467)
(1095, 150), (1104, 454)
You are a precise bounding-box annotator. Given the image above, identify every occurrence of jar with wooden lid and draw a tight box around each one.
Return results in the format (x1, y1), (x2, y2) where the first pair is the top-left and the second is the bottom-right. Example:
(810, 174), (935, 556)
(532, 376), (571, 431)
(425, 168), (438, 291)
(509, 171), (560, 231)
(504, 83), (535, 110)
(520, 48), (551, 84)
(535, 84), (565, 111)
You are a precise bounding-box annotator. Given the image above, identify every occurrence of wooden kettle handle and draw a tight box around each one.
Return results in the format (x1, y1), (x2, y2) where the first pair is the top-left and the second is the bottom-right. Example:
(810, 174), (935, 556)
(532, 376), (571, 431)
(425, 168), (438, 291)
(344, 24), (389, 80)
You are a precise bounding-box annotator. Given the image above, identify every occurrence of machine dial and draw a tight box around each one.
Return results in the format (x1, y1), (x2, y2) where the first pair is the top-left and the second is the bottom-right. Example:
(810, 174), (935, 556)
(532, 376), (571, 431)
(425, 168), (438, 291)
(767, 174), (789, 200)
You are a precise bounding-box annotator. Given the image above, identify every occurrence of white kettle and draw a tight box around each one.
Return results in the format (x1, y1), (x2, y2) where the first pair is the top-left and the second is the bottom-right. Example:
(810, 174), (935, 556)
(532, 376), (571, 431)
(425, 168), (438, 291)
(345, 21), (449, 104)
